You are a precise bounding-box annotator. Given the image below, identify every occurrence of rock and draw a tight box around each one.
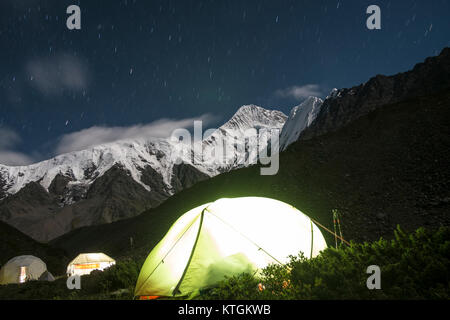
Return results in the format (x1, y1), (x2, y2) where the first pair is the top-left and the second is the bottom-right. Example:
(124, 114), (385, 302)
(301, 47), (450, 140)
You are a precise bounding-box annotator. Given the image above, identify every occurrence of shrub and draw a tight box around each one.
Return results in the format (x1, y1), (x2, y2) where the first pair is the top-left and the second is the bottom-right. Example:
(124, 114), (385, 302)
(201, 226), (450, 300)
(80, 258), (142, 296)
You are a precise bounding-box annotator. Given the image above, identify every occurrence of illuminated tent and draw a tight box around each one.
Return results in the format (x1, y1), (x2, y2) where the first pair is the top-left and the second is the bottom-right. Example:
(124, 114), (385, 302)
(135, 197), (327, 298)
(67, 253), (115, 277)
(0, 255), (54, 285)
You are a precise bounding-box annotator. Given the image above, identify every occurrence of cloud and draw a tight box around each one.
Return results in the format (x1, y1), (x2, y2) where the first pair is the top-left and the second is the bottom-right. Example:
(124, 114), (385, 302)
(26, 54), (89, 96)
(0, 128), (34, 166)
(0, 151), (34, 167)
(275, 84), (323, 100)
(0, 115), (219, 164)
(55, 114), (217, 155)
(0, 128), (21, 150)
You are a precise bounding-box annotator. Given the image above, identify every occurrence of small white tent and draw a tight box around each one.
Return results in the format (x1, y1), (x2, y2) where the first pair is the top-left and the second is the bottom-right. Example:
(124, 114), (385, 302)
(67, 253), (116, 277)
(0, 255), (54, 285)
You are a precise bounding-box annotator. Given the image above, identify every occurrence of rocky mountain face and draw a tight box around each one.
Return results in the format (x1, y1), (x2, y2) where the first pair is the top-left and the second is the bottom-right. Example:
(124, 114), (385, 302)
(0, 106), (286, 242)
(0, 174), (7, 201)
(300, 47), (450, 140)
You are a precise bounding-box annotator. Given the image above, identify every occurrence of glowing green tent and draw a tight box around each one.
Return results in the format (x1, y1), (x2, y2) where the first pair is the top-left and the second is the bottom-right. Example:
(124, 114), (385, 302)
(134, 197), (327, 298)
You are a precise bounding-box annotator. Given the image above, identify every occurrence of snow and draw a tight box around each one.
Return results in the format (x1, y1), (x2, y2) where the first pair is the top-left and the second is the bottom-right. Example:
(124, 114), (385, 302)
(279, 96), (323, 151)
(201, 105), (287, 171)
(0, 105), (287, 201)
(327, 88), (340, 99)
(0, 138), (174, 195)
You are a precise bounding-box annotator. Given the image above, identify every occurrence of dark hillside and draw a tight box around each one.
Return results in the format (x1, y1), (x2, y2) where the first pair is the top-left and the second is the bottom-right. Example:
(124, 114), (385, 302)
(0, 221), (68, 275)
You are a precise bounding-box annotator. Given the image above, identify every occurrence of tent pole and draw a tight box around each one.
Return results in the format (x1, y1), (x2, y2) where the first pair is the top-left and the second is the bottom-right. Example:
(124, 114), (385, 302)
(310, 220), (314, 259)
(134, 213), (201, 296)
(172, 208), (206, 296)
(309, 216), (351, 246)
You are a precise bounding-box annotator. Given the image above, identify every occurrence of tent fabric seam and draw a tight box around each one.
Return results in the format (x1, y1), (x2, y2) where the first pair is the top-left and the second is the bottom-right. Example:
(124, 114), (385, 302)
(172, 207), (206, 296)
(135, 211), (203, 296)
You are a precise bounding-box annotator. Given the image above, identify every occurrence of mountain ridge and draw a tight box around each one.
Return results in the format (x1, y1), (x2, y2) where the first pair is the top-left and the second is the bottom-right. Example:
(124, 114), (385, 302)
(0, 105), (286, 241)
(300, 47), (450, 140)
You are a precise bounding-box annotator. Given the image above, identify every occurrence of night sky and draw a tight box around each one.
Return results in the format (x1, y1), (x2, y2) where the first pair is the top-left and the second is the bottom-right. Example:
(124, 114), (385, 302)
(0, 0), (449, 165)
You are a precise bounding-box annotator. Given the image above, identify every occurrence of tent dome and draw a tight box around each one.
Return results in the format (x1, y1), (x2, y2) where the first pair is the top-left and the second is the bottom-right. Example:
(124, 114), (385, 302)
(67, 253), (116, 276)
(135, 197), (328, 298)
(0, 255), (50, 285)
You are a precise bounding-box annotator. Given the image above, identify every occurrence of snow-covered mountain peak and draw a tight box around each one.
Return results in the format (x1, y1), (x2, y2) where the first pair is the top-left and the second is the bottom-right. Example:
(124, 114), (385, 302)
(222, 104), (287, 132)
(0, 137), (175, 197)
(280, 96), (323, 151)
(289, 96), (322, 117)
(0, 104), (287, 241)
(326, 88), (340, 99)
(0, 105), (287, 201)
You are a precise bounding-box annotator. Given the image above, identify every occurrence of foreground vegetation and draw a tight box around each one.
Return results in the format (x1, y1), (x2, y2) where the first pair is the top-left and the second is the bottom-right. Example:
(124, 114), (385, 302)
(0, 257), (143, 300)
(201, 226), (450, 300)
(1, 226), (448, 300)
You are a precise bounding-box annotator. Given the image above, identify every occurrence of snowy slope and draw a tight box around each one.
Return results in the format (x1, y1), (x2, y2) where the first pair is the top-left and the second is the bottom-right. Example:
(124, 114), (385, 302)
(0, 105), (286, 241)
(279, 96), (323, 151)
(0, 138), (174, 199)
(0, 105), (286, 201)
(201, 105), (287, 171)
